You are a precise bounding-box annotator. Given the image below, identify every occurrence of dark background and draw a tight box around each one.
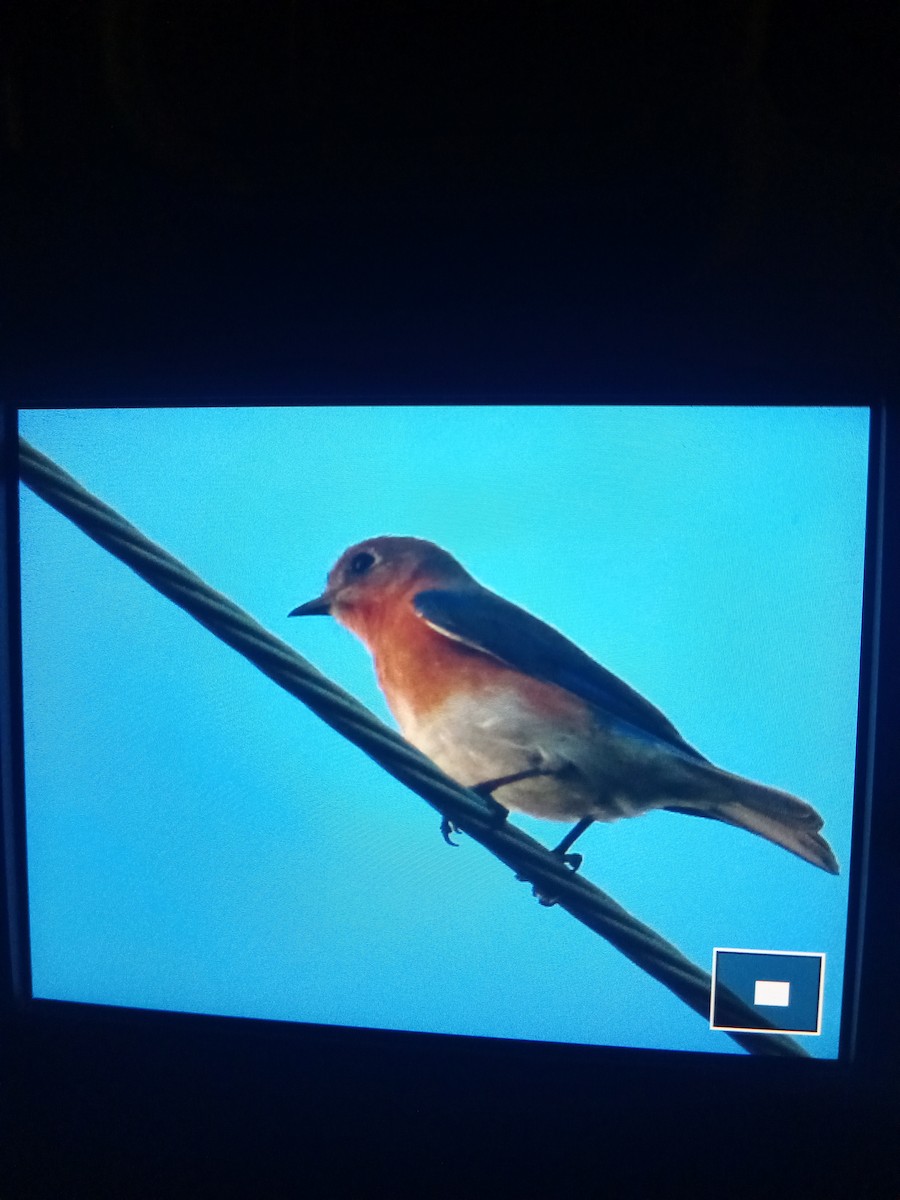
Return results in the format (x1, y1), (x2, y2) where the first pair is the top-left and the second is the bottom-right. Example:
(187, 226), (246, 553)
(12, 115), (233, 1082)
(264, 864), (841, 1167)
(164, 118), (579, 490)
(6, 1), (900, 399)
(3, 2), (900, 1195)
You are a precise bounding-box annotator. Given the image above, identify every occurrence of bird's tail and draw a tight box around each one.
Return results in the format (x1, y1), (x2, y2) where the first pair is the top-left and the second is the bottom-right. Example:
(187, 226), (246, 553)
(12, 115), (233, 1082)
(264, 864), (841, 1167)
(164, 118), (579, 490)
(665, 765), (840, 874)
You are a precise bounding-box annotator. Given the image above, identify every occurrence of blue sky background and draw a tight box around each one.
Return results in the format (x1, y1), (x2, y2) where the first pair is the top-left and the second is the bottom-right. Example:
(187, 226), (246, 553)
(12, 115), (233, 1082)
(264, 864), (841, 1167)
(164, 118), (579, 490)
(18, 405), (869, 1057)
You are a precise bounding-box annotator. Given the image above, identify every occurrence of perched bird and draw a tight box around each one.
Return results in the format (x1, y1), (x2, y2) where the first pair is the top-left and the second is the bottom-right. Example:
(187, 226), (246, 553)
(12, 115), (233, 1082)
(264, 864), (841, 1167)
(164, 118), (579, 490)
(289, 536), (839, 874)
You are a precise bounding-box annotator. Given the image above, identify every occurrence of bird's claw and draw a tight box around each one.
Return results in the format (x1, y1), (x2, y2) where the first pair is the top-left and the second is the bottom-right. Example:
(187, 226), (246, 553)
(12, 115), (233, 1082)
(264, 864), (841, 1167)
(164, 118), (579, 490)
(519, 844), (584, 906)
(470, 787), (510, 829)
(440, 816), (460, 846)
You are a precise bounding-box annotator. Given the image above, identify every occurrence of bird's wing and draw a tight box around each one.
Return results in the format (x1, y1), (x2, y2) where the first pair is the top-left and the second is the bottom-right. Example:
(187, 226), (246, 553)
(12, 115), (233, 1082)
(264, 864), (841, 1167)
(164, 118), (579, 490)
(413, 587), (706, 761)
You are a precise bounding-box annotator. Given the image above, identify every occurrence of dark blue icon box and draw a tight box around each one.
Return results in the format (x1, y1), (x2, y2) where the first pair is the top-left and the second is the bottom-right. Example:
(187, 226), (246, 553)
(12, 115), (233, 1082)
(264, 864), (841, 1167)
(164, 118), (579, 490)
(710, 949), (825, 1035)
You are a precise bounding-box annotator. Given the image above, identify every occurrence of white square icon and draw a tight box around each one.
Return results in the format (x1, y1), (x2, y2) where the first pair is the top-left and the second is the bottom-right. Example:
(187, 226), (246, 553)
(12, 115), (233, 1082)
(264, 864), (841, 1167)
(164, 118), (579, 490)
(753, 979), (791, 1007)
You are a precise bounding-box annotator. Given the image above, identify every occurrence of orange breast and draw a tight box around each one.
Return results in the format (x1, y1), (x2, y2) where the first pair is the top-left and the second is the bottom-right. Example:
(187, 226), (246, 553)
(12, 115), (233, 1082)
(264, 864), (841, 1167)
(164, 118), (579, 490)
(375, 598), (506, 719)
(341, 580), (591, 731)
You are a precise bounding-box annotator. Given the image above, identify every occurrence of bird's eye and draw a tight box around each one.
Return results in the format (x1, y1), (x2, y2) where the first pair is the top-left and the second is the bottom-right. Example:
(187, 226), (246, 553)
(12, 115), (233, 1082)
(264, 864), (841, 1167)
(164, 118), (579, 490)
(349, 551), (376, 576)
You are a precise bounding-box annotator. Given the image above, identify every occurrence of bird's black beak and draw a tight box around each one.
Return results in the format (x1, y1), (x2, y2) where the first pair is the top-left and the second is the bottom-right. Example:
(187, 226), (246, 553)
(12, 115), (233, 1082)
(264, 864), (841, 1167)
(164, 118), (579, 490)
(288, 594), (332, 617)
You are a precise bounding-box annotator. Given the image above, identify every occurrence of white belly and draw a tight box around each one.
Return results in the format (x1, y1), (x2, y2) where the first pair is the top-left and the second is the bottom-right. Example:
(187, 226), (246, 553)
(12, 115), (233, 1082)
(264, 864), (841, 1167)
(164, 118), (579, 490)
(395, 685), (653, 823)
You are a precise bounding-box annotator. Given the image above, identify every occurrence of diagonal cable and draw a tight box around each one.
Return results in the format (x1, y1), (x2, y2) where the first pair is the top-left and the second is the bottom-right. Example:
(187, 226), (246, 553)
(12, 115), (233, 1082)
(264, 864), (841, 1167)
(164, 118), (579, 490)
(17, 435), (811, 1057)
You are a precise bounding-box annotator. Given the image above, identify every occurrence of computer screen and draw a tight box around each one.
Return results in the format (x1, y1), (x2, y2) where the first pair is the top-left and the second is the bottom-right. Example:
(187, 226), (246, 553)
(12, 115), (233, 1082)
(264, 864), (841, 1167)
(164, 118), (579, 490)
(16, 404), (870, 1058)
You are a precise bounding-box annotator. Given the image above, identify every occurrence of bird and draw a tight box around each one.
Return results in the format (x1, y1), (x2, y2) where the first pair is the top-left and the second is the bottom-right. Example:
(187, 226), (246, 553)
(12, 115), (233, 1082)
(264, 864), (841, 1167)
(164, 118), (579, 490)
(289, 536), (839, 875)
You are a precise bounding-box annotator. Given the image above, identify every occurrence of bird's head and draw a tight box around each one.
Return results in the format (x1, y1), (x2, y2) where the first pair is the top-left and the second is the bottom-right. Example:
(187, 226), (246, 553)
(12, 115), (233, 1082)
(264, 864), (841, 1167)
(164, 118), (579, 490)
(289, 536), (471, 641)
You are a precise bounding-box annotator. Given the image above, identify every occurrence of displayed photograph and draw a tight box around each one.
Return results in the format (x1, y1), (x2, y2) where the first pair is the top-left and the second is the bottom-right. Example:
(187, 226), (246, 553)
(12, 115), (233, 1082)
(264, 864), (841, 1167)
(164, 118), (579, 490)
(18, 405), (869, 1057)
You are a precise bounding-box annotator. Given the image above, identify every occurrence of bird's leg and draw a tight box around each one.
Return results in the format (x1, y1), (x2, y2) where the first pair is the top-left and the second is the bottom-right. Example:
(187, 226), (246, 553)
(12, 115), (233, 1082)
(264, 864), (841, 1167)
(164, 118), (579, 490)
(471, 767), (555, 827)
(438, 767), (554, 844)
(473, 767), (554, 796)
(528, 817), (595, 908)
(470, 768), (594, 903)
(550, 816), (595, 872)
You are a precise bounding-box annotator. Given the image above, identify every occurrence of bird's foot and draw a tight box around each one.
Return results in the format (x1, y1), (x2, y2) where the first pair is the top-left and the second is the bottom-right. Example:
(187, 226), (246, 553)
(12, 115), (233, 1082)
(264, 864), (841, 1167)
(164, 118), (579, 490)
(469, 784), (510, 829)
(440, 816), (460, 846)
(441, 782), (514, 848)
(519, 842), (585, 906)
(550, 816), (594, 863)
(515, 847), (583, 882)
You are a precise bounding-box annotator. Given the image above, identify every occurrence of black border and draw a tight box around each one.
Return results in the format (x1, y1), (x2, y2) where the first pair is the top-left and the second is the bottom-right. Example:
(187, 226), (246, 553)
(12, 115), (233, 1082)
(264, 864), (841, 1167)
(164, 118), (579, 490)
(841, 404), (886, 1060)
(0, 402), (30, 1014)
